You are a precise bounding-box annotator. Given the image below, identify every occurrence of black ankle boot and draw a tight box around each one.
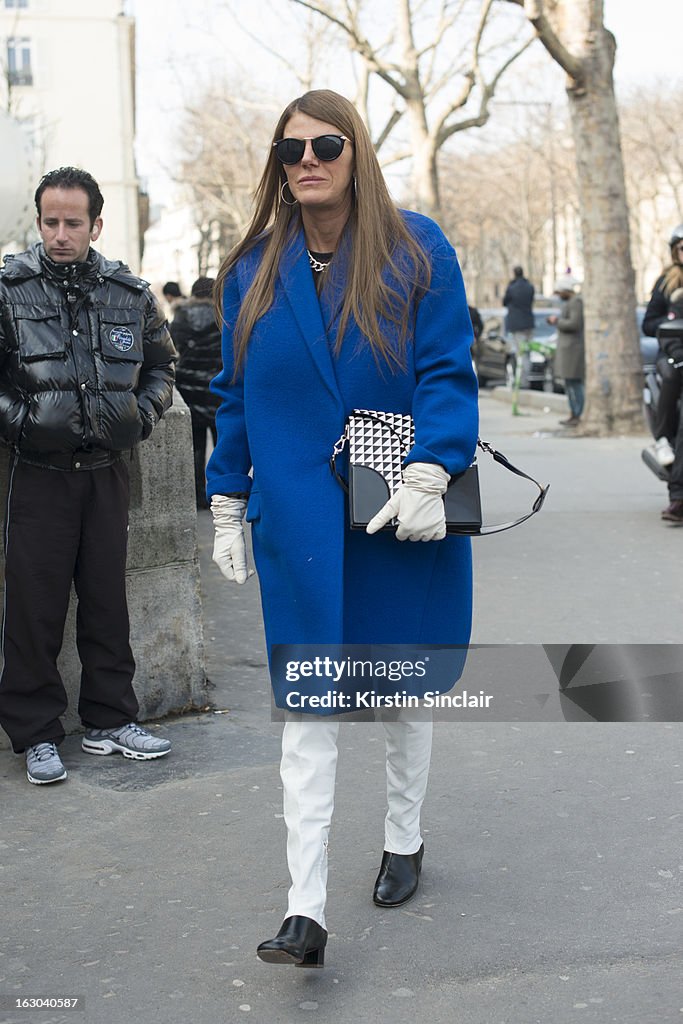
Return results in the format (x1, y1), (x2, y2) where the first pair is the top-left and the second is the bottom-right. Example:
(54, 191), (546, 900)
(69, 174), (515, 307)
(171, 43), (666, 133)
(372, 843), (424, 907)
(256, 915), (327, 968)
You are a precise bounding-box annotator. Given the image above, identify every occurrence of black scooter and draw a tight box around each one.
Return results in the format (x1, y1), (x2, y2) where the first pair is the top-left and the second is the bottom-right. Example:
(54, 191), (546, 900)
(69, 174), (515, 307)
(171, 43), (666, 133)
(641, 318), (683, 481)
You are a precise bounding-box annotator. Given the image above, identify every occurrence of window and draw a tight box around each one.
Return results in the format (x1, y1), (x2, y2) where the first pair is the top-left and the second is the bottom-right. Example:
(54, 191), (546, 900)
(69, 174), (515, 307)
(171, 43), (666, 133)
(5, 1), (29, 8)
(7, 37), (32, 86)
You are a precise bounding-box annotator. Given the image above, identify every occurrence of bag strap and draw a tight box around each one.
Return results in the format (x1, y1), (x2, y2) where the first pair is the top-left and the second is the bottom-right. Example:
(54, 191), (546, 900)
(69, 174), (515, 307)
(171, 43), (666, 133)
(329, 420), (351, 493)
(475, 439), (549, 535)
(329, 416), (549, 536)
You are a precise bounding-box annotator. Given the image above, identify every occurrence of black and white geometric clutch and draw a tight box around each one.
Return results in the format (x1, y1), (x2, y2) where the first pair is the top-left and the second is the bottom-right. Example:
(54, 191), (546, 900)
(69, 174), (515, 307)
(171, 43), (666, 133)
(341, 409), (482, 534)
(348, 409), (414, 498)
(330, 408), (548, 536)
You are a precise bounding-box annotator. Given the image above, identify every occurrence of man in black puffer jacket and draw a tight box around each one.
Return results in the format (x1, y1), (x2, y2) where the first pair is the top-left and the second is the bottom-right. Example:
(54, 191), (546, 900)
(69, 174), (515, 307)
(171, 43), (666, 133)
(0, 167), (177, 784)
(170, 277), (221, 509)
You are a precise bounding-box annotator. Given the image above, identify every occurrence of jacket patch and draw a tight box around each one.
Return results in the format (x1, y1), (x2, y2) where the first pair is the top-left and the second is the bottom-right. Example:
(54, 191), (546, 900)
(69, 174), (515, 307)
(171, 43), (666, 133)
(109, 326), (135, 352)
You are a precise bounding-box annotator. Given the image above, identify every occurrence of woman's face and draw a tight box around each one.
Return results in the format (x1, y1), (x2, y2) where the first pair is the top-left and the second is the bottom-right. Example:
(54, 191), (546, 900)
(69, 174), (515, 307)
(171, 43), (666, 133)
(673, 241), (683, 265)
(279, 112), (354, 213)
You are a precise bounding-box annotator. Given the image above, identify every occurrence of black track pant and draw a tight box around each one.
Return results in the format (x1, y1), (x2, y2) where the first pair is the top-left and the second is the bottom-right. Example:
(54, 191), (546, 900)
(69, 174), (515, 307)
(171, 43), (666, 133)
(669, 412), (683, 501)
(189, 409), (217, 508)
(0, 457), (138, 752)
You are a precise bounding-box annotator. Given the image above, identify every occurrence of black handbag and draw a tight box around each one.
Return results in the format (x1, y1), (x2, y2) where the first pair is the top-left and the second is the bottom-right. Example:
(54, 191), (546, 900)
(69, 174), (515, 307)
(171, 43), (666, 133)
(330, 409), (549, 536)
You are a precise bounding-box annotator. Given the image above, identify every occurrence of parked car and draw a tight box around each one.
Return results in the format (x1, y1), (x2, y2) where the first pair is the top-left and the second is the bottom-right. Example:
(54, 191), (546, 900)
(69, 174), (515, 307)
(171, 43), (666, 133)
(473, 304), (656, 391)
(470, 312), (514, 388)
(473, 307), (559, 390)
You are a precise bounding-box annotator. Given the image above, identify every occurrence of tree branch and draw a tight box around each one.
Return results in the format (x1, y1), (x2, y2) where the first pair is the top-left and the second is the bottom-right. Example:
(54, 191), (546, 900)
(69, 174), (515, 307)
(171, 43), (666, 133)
(435, 33), (535, 146)
(374, 107), (404, 151)
(420, 0), (467, 92)
(501, 0), (584, 81)
(378, 148), (413, 168)
(290, 0), (409, 96)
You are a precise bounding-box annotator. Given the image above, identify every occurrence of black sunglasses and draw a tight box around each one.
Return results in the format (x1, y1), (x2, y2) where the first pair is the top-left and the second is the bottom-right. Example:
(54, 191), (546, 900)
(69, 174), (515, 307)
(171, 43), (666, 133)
(273, 134), (349, 165)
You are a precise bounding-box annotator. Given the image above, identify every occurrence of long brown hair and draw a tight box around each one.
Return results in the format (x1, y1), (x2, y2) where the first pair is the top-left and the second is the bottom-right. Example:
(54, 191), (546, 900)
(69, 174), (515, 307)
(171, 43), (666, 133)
(213, 89), (431, 375)
(662, 260), (683, 298)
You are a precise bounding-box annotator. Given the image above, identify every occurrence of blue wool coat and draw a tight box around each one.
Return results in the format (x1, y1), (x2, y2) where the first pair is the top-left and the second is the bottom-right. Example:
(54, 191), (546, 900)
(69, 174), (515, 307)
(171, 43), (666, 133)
(206, 211), (479, 705)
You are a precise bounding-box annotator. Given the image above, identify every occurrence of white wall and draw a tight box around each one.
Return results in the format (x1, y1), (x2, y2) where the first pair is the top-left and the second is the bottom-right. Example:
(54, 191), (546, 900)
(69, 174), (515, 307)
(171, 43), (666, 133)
(0, 0), (141, 270)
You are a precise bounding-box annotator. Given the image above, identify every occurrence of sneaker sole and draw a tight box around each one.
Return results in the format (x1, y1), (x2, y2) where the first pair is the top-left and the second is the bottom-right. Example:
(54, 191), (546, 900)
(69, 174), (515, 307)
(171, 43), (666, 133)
(81, 739), (170, 760)
(27, 769), (67, 785)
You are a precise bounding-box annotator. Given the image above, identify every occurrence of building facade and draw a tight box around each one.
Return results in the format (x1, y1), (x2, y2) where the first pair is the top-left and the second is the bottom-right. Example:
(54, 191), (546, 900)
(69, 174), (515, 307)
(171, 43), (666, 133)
(0, 0), (142, 270)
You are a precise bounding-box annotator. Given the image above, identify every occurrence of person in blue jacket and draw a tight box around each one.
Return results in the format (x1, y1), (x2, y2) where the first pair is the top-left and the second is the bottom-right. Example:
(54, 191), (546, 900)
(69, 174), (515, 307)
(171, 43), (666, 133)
(206, 89), (478, 968)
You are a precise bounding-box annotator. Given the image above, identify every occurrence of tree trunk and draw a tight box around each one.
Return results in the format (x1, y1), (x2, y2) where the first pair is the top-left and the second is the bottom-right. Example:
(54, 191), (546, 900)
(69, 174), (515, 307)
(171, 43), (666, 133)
(566, 32), (642, 433)
(412, 138), (441, 221)
(396, 0), (442, 222)
(513, 0), (643, 434)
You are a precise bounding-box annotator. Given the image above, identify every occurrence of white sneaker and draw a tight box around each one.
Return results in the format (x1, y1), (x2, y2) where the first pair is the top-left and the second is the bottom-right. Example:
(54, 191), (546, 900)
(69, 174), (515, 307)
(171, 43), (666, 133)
(26, 742), (67, 785)
(654, 437), (675, 467)
(81, 722), (171, 760)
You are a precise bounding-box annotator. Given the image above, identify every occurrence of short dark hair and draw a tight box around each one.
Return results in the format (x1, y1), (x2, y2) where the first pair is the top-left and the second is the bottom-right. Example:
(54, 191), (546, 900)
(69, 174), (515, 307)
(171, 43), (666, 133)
(162, 281), (183, 298)
(513, 265), (524, 277)
(35, 167), (104, 226)
(191, 276), (215, 298)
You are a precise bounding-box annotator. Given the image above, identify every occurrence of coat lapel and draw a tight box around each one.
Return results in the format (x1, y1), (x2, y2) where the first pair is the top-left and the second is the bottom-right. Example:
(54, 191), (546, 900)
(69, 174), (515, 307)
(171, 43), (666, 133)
(278, 227), (342, 406)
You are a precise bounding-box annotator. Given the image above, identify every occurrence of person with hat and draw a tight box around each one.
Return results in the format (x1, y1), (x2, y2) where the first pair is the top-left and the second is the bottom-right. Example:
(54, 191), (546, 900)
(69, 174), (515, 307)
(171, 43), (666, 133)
(548, 274), (584, 427)
(643, 225), (683, 522)
(642, 225), (683, 472)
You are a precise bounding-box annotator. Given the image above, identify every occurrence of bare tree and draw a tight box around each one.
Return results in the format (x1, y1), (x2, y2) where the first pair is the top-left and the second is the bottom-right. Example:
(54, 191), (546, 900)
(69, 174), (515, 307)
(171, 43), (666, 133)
(220, 0), (338, 94)
(176, 87), (276, 273)
(441, 116), (578, 304)
(445, 84), (683, 309)
(504, 0), (642, 435)
(178, 1), (341, 272)
(619, 87), (683, 299)
(289, 0), (536, 223)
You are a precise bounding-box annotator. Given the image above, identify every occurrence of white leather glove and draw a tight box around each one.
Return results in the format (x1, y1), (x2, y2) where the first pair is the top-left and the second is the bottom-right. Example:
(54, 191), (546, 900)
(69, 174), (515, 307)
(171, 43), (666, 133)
(210, 494), (254, 584)
(366, 462), (449, 542)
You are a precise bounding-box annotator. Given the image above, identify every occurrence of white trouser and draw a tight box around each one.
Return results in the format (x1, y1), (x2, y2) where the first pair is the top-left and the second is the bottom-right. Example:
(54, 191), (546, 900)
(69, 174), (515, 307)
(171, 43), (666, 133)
(382, 709), (433, 855)
(281, 710), (433, 929)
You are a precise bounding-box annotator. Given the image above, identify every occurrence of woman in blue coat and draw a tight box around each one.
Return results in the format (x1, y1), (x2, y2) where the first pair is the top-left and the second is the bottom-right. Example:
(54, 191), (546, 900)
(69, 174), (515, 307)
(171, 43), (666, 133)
(206, 89), (478, 968)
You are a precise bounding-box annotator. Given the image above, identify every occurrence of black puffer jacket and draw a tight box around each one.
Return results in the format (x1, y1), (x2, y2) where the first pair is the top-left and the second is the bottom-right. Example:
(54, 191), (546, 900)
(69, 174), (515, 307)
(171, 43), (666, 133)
(170, 297), (221, 419)
(0, 244), (176, 458)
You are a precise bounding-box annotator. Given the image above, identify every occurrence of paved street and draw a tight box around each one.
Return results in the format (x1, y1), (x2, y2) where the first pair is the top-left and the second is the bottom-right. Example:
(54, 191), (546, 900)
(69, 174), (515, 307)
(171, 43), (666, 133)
(1, 392), (681, 1024)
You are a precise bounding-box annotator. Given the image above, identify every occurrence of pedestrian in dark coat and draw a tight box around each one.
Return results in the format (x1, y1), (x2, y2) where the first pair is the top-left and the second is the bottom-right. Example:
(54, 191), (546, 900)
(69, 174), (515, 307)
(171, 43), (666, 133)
(170, 277), (221, 508)
(205, 90), (478, 968)
(503, 266), (535, 384)
(642, 224), (683, 482)
(503, 265), (535, 336)
(549, 275), (584, 426)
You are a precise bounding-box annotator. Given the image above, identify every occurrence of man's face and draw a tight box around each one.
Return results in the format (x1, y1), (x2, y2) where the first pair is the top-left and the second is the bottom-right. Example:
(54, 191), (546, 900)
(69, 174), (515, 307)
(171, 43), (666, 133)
(37, 186), (102, 263)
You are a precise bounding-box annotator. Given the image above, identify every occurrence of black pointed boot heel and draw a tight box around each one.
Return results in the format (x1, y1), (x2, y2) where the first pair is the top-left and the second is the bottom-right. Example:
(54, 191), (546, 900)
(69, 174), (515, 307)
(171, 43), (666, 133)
(256, 915), (327, 968)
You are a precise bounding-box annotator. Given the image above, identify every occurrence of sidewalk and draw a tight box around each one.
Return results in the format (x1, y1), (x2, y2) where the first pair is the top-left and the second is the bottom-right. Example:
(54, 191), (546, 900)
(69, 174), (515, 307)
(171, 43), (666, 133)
(0, 394), (681, 1024)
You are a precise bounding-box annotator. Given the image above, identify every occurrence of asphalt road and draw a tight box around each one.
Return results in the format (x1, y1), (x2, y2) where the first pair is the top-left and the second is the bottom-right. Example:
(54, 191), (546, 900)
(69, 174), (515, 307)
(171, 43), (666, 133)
(0, 392), (681, 1024)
